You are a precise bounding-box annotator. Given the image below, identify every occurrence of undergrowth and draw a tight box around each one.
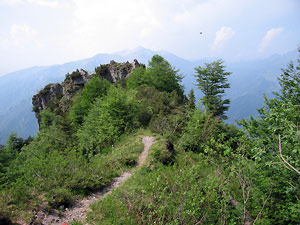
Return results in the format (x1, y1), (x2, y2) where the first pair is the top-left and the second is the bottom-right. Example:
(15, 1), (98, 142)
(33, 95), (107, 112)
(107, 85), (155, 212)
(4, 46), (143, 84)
(0, 129), (150, 223)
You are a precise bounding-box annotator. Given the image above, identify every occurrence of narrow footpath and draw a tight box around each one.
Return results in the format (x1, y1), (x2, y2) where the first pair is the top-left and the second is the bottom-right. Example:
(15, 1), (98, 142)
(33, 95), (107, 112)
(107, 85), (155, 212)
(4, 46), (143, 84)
(32, 136), (154, 225)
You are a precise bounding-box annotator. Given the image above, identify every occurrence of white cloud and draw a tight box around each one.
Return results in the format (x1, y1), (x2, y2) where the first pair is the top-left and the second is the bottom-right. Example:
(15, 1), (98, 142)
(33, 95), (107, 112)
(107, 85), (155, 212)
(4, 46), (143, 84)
(0, 0), (25, 5)
(10, 24), (38, 45)
(71, 0), (164, 54)
(258, 27), (284, 53)
(70, 0), (240, 58)
(0, 0), (59, 7)
(212, 26), (235, 50)
(28, 0), (58, 8)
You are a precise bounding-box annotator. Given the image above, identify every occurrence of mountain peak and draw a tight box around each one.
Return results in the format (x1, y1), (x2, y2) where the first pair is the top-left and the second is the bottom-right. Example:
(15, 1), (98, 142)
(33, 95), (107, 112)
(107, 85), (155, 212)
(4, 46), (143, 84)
(115, 46), (155, 57)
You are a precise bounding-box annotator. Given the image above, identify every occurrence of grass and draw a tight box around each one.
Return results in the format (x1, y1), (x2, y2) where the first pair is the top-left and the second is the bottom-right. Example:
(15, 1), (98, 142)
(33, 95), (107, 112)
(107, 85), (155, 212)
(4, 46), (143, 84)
(86, 139), (247, 225)
(0, 129), (153, 224)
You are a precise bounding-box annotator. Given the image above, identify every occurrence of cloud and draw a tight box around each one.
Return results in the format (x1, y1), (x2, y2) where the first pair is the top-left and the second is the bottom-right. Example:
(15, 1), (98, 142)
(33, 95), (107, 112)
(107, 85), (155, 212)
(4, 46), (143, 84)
(70, 0), (241, 58)
(0, 0), (25, 5)
(28, 0), (59, 8)
(71, 0), (164, 53)
(212, 26), (235, 50)
(258, 27), (284, 53)
(0, 0), (59, 7)
(10, 24), (38, 45)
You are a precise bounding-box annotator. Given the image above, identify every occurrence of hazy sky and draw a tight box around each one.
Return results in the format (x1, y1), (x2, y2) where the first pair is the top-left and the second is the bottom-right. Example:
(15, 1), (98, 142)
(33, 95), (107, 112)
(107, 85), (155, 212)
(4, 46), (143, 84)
(0, 0), (299, 75)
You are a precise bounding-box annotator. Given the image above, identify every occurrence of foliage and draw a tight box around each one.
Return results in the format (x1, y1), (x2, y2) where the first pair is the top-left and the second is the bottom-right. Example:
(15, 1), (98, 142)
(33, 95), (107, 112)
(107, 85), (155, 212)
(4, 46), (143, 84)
(187, 88), (196, 110)
(126, 66), (148, 90)
(240, 48), (300, 223)
(68, 77), (111, 128)
(0, 128), (148, 222)
(0, 133), (31, 186)
(76, 86), (140, 156)
(127, 55), (184, 98)
(194, 60), (231, 119)
(178, 110), (218, 152)
(87, 149), (265, 225)
(2, 52), (300, 224)
(147, 55), (184, 97)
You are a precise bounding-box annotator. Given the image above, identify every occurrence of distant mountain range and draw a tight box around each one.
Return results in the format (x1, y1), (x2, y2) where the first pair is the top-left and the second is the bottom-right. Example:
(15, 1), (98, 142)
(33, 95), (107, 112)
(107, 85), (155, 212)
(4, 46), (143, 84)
(0, 46), (298, 144)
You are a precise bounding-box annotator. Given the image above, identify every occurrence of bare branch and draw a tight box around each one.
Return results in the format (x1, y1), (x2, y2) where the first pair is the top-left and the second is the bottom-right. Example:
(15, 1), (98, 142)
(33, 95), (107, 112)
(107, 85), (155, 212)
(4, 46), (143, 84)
(278, 134), (300, 175)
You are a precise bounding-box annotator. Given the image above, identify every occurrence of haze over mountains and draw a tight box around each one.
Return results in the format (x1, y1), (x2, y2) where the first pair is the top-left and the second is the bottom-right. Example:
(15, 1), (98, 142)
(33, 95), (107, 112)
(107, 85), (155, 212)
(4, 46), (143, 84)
(0, 46), (298, 144)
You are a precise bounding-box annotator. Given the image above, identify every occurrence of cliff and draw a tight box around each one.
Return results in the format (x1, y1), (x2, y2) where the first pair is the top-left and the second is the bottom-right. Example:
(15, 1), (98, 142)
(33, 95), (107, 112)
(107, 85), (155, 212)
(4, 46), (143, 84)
(32, 59), (141, 128)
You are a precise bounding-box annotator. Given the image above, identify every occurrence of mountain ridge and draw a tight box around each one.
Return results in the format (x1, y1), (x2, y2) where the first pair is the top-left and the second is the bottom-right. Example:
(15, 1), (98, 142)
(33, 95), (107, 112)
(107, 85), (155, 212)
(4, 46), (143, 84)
(0, 47), (298, 144)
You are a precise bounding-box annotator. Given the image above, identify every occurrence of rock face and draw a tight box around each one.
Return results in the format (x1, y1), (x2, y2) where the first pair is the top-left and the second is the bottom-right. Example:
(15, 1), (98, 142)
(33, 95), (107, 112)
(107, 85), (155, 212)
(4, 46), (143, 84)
(32, 60), (141, 128)
(63, 69), (92, 100)
(32, 83), (63, 126)
(97, 59), (141, 83)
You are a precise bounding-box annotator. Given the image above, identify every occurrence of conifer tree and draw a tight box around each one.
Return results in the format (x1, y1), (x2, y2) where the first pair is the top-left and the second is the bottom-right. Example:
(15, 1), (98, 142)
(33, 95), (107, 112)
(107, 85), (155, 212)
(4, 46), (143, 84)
(194, 59), (231, 119)
(187, 89), (196, 109)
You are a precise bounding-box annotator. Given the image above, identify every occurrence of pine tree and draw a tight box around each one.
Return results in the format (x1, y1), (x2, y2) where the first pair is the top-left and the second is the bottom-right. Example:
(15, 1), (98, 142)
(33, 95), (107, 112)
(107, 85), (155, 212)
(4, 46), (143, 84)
(194, 59), (231, 119)
(187, 89), (196, 109)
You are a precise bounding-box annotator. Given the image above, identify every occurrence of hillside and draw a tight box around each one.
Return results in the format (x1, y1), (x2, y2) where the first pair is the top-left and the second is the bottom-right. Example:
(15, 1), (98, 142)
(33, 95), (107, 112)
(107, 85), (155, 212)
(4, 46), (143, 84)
(0, 47), (298, 144)
(0, 52), (299, 224)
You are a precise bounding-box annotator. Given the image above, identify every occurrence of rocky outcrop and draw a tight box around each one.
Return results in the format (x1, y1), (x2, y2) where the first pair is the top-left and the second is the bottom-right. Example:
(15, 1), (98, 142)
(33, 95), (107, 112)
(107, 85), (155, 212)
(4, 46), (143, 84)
(32, 83), (63, 126)
(63, 69), (92, 100)
(32, 60), (141, 128)
(97, 59), (141, 83)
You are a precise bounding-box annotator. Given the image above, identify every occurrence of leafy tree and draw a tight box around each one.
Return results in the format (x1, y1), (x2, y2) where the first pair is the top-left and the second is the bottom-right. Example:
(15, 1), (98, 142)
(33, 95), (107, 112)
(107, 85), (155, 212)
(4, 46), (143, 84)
(147, 55), (184, 97)
(187, 89), (196, 109)
(240, 48), (300, 223)
(77, 86), (140, 156)
(39, 108), (56, 129)
(178, 110), (218, 152)
(0, 133), (27, 185)
(194, 59), (231, 119)
(127, 55), (184, 98)
(68, 77), (111, 128)
(126, 66), (147, 90)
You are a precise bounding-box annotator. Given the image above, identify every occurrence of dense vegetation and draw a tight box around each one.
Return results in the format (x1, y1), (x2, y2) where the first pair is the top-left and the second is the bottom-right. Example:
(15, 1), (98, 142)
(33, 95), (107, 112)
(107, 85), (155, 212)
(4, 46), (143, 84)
(0, 49), (299, 224)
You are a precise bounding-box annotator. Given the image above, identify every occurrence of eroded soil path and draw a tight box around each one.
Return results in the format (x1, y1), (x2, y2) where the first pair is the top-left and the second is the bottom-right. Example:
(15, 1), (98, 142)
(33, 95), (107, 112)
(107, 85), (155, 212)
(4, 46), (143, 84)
(33, 136), (154, 225)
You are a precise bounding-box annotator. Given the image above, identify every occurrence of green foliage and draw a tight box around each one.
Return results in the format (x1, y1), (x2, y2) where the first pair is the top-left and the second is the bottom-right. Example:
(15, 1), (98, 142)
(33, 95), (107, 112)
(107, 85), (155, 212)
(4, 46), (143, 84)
(47, 187), (75, 209)
(0, 133), (29, 185)
(195, 59), (231, 119)
(95, 64), (110, 77)
(3, 51), (300, 224)
(127, 55), (184, 98)
(178, 110), (218, 152)
(135, 85), (170, 125)
(187, 88), (196, 110)
(0, 128), (148, 221)
(40, 108), (56, 129)
(68, 77), (111, 128)
(239, 49), (300, 223)
(149, 106), (187, 140)
(65, 69), (87, 81)
(126, 66), (147, 89)
(87, 152), (244, 225)
(77, 86), (140, 156)
(147, 55), (184, 96)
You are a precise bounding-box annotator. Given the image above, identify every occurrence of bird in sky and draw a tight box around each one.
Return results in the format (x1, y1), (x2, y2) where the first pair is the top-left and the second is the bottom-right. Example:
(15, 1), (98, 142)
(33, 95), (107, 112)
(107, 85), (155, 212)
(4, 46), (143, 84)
(200, 32), (202, 34)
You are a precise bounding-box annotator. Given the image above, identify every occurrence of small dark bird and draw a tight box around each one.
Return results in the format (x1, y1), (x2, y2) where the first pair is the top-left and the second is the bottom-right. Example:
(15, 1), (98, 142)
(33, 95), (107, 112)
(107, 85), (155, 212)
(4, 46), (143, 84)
(200, 32), (202, 34)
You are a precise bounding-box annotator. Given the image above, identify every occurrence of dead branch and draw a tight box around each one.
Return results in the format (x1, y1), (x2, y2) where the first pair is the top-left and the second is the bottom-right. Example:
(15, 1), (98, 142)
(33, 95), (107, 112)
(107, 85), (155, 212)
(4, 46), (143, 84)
(278, 134), (300, 175)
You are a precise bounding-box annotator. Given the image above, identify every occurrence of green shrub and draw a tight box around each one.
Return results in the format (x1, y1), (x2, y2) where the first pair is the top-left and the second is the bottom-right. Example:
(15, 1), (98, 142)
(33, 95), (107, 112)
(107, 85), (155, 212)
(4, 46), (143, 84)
(77, 86), (140, 155)
(47, 187), (75, 209)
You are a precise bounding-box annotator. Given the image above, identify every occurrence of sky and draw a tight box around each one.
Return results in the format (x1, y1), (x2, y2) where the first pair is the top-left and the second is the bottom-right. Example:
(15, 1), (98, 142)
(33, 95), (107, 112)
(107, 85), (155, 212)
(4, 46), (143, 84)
(0, 0), (299, 76)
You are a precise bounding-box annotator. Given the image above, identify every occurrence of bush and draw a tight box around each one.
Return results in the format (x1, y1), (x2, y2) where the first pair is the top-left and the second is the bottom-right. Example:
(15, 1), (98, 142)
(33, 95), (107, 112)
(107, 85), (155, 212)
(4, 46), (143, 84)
(47, 187), (75, 209)
(77, 86), (140, 156)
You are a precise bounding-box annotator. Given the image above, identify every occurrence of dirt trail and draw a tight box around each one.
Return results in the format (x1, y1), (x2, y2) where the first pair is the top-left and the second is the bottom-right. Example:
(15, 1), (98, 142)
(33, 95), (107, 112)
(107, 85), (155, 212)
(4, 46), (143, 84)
(34, 136), (154, 225)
